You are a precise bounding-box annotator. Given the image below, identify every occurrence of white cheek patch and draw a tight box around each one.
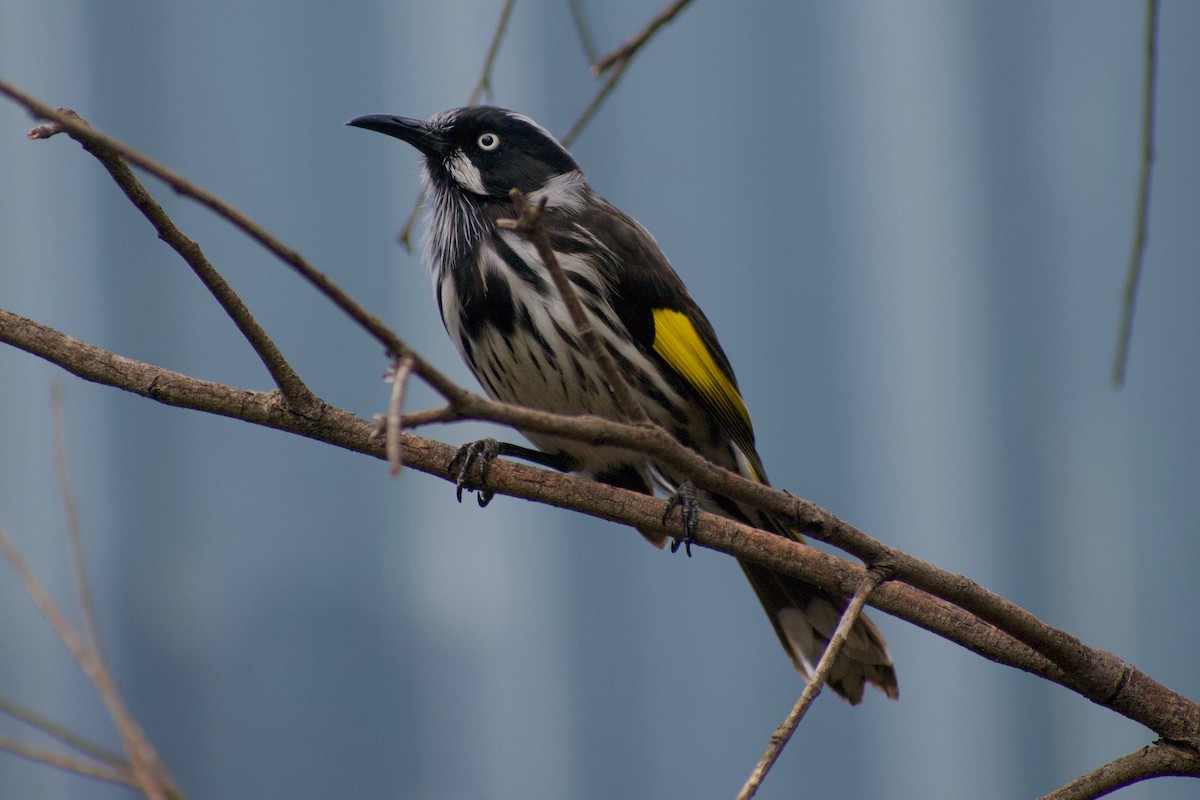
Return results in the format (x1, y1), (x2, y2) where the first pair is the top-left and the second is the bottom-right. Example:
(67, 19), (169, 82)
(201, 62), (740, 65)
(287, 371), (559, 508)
(528, 170), (587, 211)
(446, 150), (487, 195)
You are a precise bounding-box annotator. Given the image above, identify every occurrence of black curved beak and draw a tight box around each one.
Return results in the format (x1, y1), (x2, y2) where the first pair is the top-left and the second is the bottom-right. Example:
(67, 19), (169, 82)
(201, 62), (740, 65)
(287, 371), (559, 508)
(345, 114), (450, 158)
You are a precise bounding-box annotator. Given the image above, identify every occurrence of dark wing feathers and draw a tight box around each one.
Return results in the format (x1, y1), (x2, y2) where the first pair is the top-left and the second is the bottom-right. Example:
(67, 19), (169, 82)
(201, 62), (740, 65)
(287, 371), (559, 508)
(568, 199), (765, 480)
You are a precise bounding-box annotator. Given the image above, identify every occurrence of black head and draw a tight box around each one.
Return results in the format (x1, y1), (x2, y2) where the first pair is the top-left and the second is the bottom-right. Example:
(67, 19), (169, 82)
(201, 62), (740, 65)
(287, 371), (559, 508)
(346, 106), (580, 198)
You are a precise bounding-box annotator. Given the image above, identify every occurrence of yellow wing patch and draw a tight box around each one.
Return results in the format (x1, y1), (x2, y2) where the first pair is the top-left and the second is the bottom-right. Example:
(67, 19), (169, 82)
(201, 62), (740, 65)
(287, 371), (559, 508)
(652, 308), (763, 482)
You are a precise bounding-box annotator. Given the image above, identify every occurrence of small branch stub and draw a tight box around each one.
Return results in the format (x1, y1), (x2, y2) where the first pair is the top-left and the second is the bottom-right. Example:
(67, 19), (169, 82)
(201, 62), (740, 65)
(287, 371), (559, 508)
(386, 353), (415, 477)
(27, 106), (82, 140)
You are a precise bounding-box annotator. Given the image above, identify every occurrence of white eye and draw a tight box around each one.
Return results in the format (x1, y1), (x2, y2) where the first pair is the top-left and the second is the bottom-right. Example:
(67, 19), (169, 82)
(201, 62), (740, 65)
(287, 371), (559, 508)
(477, 132), (500, 151)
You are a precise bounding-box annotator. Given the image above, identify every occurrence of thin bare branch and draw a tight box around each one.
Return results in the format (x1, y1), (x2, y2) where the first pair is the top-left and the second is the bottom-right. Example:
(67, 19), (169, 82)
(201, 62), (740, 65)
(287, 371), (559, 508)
(401, 404), (460, 428)
(1112, 0), (1159, 387)
(395, 193), (427, 254)
(0, 525), (95, 700)
(0, 733), (137, 789)
(12, 92), (287, 284)
(0, 695), (124, 766)
(591, 0), (694, 75)
(387, 353), (416, 476)
(397, 0), (517, 251)
(467, 0), (516, 105)
(50, 383), (104, 656)
(561, 56), (631, 148)
(567, 0), (599, 63)
(737, 569), (888, 800)
(1038, 742), (1200, 800)
(499, 189), (649, 423)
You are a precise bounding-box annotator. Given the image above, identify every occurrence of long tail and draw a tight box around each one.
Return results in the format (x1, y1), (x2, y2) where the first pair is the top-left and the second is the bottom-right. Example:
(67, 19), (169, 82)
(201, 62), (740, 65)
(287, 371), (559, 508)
(738, 556), (898, 704)
(706, 473), (898, 704)
(626, 463), (898, 703)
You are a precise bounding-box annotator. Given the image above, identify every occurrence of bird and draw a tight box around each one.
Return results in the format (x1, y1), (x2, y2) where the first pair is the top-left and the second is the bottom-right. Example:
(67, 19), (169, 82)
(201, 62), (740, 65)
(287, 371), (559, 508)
(347, 106), (898, 704)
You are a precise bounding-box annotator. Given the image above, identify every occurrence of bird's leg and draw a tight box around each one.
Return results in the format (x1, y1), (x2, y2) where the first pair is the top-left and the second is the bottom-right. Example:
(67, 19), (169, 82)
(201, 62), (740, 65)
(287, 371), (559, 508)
(448, 439), (575, 507)
(662, 479), (701, 556)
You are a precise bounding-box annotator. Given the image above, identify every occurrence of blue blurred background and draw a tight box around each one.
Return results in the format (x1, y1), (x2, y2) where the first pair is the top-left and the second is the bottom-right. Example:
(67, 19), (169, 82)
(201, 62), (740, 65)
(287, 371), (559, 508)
(2, 1), (1198, 798)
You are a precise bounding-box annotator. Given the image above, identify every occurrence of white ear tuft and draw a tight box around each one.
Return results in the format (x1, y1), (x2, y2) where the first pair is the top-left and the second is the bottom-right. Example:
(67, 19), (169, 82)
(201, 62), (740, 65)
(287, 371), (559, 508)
(446, 150), (487, 195)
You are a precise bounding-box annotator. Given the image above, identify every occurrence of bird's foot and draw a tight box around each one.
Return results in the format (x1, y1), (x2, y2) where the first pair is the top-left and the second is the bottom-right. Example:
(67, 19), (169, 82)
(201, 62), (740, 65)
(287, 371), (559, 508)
(447, 440), (576, 507)
(663, 480), (701, 557)
(448, 439), (501, 507)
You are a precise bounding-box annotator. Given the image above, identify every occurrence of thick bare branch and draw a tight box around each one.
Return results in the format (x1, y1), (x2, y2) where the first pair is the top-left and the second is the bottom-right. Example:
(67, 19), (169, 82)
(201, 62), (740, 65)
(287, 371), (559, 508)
(1038, 742), (1200, 800)
(5, 306), (1199, 768)
(0, 310), (1030, 661)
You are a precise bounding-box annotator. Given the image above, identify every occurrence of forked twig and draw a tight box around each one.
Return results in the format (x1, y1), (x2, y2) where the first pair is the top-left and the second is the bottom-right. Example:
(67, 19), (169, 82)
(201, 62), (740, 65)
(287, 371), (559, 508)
(28, 107), (316, 412)
(562, 0), (694, 146)
(561, 58), (631, 148)
(0, 733), (137, 788)
(590, 0), (694, 75)
(737, 569), (888, 800)
(0, 695), (124, 766)
(0, 524), (177, 799)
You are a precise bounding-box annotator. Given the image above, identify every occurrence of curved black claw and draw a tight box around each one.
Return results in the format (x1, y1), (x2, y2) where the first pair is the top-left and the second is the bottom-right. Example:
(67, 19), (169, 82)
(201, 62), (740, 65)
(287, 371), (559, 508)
(447, 438), (500, 507)
(662, 480), (701, 557)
